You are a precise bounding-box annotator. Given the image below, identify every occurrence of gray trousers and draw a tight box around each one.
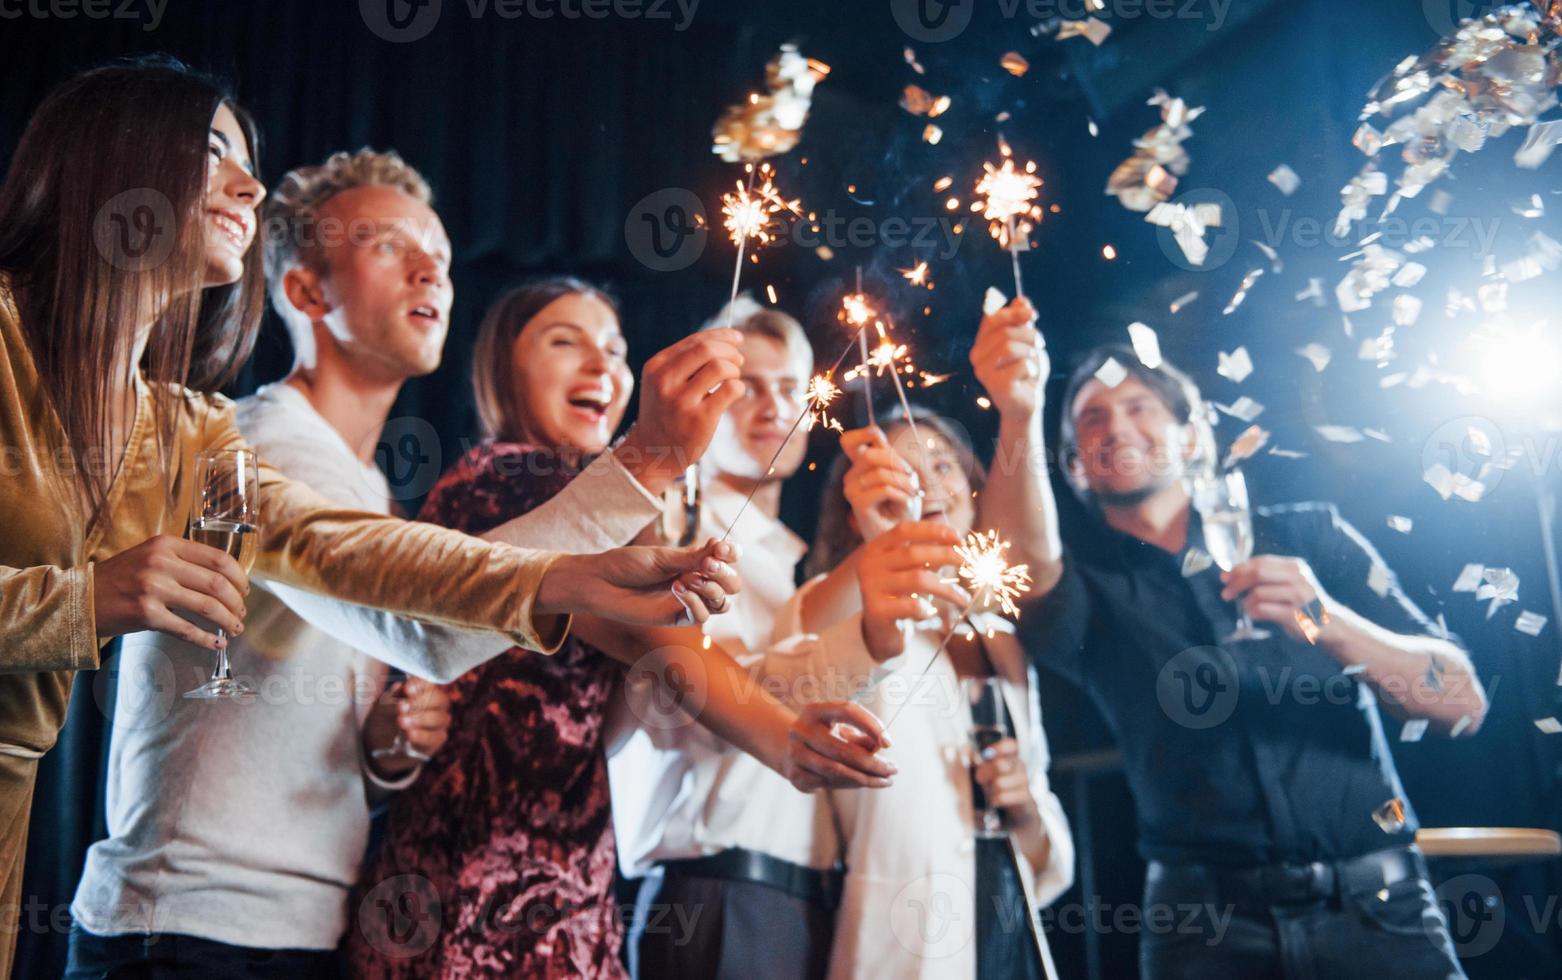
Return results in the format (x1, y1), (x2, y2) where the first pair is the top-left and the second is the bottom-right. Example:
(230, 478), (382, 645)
(627, 870), (834, 980)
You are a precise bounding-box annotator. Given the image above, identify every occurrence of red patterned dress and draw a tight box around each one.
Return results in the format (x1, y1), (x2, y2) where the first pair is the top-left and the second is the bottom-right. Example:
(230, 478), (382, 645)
(346, 444), (626, 979)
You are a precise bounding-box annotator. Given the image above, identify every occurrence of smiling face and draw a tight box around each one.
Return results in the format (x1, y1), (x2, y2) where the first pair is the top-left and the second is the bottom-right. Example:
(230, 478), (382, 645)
(706, 333), (810, 483)
(202, 103), (265, 286)
(1068, 374), (1197, 505)
(307, 184), (453, 382)
(508, 292), (632, 453)
(887, 421), (976, 536)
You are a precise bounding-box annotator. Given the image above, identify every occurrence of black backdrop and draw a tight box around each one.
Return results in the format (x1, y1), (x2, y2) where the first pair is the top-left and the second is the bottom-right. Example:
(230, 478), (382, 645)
(3, 1), (1561, 976)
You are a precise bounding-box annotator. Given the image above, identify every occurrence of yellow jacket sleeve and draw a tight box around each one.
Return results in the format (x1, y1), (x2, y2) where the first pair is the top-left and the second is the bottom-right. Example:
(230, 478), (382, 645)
(0, 563), (97, 674)
(201, 401), (570, 655)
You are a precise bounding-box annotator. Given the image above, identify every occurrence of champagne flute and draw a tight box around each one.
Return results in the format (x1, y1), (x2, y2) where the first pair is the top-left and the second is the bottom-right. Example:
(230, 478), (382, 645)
(183, 448), (260, 700)
(965, 675), (1011, 839)
(369, 668), (431, 764)
(1194, 468), (1271, 643)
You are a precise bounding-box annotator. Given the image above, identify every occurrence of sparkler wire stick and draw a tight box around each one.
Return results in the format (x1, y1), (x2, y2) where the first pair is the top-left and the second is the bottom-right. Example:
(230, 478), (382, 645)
(716, 334), (859, 542)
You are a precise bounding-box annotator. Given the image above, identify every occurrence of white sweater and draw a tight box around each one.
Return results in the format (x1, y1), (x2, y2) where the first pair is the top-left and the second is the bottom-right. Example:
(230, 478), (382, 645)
(71, 383), (661, 950)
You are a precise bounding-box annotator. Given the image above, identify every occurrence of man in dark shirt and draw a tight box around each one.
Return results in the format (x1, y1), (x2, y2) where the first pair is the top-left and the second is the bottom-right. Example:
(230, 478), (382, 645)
(1016, 342), (1487, 979)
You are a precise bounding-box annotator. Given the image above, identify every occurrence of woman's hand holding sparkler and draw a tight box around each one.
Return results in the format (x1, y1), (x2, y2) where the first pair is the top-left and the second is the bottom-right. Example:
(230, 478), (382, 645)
(970, 297), (1047, 420)
(841, 426), (922, 541)
(858, 522), (970, 664)
(617, 329), (745, 492)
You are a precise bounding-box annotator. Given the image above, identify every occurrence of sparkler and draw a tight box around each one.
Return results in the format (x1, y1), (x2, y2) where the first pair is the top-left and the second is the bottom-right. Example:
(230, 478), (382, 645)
(719, 164), (802, 327)
(973, 145), (1043, 298)
(717, 337), (861, 542)
(873, 529), (1034, 731)
(840, 271), (879, 426)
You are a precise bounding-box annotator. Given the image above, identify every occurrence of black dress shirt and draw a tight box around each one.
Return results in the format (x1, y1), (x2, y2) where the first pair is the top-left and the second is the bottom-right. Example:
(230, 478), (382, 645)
(1020, 501), (1458, 866)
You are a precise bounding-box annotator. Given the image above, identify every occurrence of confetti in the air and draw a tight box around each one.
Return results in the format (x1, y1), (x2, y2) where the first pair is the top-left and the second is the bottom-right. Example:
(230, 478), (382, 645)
(1215, 397), (1265, 423)
(1056, 17), (1112, 45)
(1217, 346), (1253, 383)
(712, 44), (829, 162)
(1315, 425), (1366, 443)
(1399, 719), (1429, 742)
(1267, 163), (1301, 195)
(1127, 322), (1162, 368)
(1516, 610), (1549, 636)
(1296, 343), (1332, 372)
(1094, 356), (1129, 389)
(1386, 515), (1413, 533)
(1170, 290), (1199, 314)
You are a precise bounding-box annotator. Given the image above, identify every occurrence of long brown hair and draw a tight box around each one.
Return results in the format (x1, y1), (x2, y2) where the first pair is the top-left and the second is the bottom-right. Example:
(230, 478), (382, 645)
(470, 276), (619, 445)
(0, 56), (265, 521)
(806, 406), (987, 579)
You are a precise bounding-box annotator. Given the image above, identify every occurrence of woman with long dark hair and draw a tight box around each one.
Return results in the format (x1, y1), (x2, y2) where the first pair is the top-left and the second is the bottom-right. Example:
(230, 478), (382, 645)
(0, 59), (739, 973)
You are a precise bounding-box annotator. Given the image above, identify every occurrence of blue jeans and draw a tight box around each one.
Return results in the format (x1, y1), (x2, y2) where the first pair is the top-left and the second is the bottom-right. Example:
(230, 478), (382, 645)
(64, 925), (339, 980)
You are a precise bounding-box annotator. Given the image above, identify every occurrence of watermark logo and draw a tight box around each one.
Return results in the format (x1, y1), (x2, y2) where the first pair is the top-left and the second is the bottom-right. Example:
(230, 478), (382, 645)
(0, 0), (168, 31)
(1153, 187), (1239, 273)
(94, 647), (177, 731)
(1435, 873), (1504, 959)
(365, 416), (445, 502)
(624, 188), (707, 272)
(622, 645), (708, 731)
(890, 0), (974, 42)
(361, 0), (442, 42)
(357, 873), (443, 957)
(1156, 645), (1238, 729)
(1421, 0), (1495, 37)
(1421, 415), (1508, 499)
(889, 872), (975, 958)
(93, 188), (176, 272)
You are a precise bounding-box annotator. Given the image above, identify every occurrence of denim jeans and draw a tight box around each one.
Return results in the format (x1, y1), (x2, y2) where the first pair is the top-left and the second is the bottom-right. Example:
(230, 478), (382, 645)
(1139, 859), (1466, 980)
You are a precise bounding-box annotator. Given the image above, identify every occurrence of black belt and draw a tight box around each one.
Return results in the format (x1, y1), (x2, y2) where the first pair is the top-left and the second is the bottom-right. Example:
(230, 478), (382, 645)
(654, 848), (842, 910)
(1148, 845), (1428, 908)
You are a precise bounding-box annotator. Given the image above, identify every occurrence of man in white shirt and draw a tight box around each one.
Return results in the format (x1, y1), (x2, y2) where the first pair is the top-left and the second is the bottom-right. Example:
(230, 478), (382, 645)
(611, 297), (848, 979)
(68, 149), (738, 979)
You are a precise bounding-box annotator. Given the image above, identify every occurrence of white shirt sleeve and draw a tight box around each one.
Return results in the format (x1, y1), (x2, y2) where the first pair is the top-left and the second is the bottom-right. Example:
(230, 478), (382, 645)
(247, 419), (662, 682)
(478, 448), (662, 553)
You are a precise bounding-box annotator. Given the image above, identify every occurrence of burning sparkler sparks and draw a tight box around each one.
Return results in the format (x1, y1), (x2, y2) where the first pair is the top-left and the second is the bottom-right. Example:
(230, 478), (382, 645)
(900, 260), (932, 288)
(802, 374), (845, 433)
(721, 165), (801, 249)
(952, 529), (1033, 618)
(973, 147), (1043, 297)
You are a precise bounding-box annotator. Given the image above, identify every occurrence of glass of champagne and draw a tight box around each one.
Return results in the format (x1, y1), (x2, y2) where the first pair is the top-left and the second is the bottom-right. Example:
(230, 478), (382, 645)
(965, 675), (1011, 839)
(369, 668), (431, 764)
(183, 448), (260, 700)
(1194, 468), (1271, 643)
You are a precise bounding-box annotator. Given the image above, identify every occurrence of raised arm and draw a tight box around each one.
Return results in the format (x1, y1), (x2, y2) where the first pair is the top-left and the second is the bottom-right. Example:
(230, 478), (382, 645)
(969, 297), (1063, 596)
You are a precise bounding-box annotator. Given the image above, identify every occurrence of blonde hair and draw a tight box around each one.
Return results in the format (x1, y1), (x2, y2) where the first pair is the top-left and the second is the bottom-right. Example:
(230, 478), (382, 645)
(700, 294), (813, 379)
(262, 148), (433, 367)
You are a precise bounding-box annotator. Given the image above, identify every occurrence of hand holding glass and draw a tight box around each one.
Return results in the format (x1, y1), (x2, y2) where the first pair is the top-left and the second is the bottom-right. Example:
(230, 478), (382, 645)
(183, 449), (260, 700)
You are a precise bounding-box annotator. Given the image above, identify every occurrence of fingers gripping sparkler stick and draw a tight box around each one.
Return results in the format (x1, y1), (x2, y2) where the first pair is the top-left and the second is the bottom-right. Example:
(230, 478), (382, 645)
(862, 530), (1033, 732)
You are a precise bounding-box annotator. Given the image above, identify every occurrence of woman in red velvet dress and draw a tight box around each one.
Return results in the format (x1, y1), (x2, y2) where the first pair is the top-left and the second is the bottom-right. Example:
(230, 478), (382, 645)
(346, 279), (897, 978)
(348, 278), (646, 978)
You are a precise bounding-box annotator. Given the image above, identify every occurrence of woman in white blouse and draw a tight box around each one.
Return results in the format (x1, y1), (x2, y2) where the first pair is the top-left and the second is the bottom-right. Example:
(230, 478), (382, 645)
(792, 296), (1075, 979)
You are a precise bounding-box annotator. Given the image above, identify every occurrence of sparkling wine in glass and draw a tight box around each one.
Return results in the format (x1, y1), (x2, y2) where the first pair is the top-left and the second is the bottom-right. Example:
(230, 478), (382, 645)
(183, 448), (260, 700)
(965, 675), (1012, 839)
(1194, 469), (1270, 643)
(369, 668), (431, 764)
